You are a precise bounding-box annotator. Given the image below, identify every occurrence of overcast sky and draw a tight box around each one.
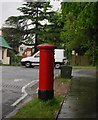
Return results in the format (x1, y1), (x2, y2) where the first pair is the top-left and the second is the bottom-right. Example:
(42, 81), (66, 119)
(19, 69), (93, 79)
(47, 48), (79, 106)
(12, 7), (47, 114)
(0, 0), (61, 28)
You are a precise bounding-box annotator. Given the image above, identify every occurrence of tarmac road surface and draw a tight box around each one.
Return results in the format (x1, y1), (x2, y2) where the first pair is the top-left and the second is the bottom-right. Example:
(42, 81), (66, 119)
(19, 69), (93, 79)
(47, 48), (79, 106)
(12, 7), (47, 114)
(1, 66), (60, 119)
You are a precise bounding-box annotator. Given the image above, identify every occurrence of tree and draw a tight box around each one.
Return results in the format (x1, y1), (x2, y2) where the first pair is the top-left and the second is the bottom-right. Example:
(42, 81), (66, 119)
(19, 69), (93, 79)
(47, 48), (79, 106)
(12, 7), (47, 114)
(60, 2), (98, 65)
(61, 2), (87, 53)
(76, 2), (98, 65)
(5, 1), (55, 53)
(40, 12), (64, 48)
(2, 23), (23, 53)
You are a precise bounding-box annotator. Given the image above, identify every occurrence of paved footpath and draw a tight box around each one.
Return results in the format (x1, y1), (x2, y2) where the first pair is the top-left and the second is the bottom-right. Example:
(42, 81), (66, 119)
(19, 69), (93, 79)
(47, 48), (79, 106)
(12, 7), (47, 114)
(57, 68), (96, 119)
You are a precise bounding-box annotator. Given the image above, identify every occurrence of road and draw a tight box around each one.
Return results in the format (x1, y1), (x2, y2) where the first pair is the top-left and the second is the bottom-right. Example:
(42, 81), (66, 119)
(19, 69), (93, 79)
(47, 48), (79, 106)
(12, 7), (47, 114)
(1, 66), (60, 119)
(72, 68), (96, 78)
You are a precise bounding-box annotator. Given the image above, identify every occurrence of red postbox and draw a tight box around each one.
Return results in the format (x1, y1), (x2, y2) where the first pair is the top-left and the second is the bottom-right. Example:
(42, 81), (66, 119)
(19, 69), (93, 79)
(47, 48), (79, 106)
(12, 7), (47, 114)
(37, 43), (56, 101)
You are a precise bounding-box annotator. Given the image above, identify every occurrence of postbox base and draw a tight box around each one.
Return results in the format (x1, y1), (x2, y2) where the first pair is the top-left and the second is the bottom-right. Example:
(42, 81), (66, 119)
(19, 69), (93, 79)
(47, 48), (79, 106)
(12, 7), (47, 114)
(38, 90), (54, 101)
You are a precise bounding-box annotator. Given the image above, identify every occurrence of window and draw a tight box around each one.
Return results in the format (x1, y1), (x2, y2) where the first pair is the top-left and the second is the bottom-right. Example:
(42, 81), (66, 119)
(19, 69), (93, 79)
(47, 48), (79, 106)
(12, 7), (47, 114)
(2, 49), (4, 59)
(20, 47), (23, 51)
(34, 53), (40, 58)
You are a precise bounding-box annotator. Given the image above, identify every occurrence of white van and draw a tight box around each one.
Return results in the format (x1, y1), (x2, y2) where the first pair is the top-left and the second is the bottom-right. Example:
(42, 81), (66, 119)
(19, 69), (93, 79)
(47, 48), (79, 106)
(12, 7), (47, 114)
(21, 49), (68, 69)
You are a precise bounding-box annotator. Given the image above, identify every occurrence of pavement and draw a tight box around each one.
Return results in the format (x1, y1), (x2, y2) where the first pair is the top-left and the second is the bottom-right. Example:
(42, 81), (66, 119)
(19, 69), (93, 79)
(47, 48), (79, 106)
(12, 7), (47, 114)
(57, 68), (96, 119)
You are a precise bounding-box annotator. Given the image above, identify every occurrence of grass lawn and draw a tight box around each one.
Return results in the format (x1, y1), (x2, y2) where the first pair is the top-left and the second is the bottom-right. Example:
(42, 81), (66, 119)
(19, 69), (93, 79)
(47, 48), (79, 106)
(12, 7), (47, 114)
(10, 77), (71, 119)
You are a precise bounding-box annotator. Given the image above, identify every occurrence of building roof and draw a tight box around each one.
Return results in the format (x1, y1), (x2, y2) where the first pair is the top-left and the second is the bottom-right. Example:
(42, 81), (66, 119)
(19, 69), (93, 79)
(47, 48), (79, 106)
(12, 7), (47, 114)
(0, 36), (12, 49)
(19, 42), (35, 46)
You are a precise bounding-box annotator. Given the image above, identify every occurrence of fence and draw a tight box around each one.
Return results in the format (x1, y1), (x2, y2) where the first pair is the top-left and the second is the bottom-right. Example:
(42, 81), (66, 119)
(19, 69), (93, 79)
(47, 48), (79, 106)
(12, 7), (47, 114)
(70, 55), (92, 66)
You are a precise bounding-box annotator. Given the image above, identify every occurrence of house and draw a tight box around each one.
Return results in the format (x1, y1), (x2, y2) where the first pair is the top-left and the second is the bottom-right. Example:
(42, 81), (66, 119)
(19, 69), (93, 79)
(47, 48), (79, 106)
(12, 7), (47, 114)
(0, 36), (12, 64)
(18, 42), (34, 58)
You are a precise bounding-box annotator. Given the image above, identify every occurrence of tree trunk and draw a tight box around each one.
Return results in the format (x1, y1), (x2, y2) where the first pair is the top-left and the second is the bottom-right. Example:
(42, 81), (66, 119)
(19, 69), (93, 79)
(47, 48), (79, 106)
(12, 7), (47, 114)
(34, 5), (38, 53)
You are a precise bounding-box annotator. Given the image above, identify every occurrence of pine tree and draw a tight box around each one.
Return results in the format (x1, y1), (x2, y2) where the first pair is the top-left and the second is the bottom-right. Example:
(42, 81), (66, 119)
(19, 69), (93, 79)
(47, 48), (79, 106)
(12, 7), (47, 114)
(6, 1), (54, 53)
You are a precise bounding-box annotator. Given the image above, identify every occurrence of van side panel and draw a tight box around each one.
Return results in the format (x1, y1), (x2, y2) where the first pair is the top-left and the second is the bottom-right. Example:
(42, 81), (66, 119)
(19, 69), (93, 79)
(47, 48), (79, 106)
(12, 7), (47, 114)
(54, 49), (65, 62)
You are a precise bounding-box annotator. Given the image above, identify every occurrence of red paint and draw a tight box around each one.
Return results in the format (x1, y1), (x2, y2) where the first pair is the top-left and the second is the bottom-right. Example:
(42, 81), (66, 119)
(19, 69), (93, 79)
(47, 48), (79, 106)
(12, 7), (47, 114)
(37, 43), (56, 90)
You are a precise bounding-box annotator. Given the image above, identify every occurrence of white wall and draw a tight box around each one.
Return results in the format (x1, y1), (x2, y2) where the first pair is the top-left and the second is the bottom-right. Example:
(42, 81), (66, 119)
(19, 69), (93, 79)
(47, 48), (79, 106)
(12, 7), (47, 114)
(18, 44), (34, 56)
(2, 48), (10, 64)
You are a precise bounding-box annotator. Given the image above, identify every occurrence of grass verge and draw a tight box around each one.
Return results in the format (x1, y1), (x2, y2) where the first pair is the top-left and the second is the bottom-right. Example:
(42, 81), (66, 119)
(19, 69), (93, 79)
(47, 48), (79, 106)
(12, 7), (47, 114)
(10, 77), (70, 119)
(73, 65), (96, 69)
(55, 76), (71, 83)
(10, 96), (63, 119)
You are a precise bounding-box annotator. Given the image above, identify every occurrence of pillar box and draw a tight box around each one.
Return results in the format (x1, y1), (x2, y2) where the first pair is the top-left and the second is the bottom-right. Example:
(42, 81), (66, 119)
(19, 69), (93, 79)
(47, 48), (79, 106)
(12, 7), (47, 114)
(37, 43), (56, 101)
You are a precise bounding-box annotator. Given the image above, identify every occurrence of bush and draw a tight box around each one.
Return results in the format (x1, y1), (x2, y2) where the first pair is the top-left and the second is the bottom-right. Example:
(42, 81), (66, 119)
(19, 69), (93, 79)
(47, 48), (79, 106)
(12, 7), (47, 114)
(10, 51), (21, 66)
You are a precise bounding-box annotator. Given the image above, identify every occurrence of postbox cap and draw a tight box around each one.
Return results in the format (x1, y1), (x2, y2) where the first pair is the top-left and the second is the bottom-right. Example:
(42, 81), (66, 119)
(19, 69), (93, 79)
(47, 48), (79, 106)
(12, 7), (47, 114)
(37, 43), (56, 50)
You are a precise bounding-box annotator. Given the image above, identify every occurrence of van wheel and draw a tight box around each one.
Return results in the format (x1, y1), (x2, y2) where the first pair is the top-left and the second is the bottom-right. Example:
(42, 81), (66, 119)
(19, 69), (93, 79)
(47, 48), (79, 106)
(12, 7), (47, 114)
(55, 63), (61, 69)
(25, 62), (31, 68)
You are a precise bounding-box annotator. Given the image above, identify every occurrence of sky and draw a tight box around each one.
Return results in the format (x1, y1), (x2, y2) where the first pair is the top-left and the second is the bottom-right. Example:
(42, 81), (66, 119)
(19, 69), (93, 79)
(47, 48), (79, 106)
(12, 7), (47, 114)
(0, 0), (61, 28)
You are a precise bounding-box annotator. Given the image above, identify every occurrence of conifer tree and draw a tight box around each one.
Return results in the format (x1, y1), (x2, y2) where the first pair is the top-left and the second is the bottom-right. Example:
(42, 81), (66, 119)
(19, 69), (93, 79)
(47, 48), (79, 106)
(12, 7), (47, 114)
(6, 1), (54, 52)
